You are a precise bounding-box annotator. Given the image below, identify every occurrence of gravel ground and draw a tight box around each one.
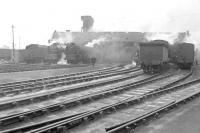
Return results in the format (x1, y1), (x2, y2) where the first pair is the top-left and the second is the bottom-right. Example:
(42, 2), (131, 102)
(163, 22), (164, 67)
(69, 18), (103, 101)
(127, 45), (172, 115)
(136, 65), (200, 133)
(137, 96), (200, 133)
(187, 65), (200, 80)
(0, 64), (114, 83)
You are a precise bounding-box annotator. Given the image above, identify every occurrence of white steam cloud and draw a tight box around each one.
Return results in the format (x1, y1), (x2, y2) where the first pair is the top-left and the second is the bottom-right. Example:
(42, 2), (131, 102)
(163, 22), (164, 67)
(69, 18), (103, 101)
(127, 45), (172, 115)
(144, 32), (179, 44)
(147, 0), (200, 48)
(50, 32), (74, 48)
(85, 37), (107, 47)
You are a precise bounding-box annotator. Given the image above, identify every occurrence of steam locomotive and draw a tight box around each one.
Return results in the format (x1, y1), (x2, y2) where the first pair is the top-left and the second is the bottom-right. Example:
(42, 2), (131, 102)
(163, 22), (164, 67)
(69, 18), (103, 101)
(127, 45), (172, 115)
(65, 43), (90, 64)
(22, 43), (90, 64)
(169, 43), (194, 69)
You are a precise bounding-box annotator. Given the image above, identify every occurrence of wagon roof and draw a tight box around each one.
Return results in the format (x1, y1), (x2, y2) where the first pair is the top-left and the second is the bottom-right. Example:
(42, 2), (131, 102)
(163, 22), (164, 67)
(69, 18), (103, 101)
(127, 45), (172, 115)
(140, 40), (169, 48)
(176, 42), (195, 46)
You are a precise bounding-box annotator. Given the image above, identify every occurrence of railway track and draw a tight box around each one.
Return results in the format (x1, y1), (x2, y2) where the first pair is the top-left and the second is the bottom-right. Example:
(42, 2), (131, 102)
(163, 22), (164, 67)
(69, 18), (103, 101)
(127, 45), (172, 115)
(0, 70), (145, 128)
(105, 79), (200, 133)
(67, 71), (194, 133)
(0, 64), (89, 73)
(0, 70), (191, 133)
(0, 68), (142, 111)
(0, 69), (142, 110)
(0, 65), (119, 88)
(0, 66), (138, 97)
(0, 65), (120, 89)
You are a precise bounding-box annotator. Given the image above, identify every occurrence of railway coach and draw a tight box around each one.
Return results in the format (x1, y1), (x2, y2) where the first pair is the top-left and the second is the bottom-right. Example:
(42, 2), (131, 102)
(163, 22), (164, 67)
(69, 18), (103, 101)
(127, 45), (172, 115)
(139, 40), (169, 73)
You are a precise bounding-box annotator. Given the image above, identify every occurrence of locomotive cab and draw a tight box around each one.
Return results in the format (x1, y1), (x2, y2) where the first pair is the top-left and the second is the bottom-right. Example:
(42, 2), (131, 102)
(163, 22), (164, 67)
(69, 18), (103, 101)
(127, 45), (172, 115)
(171, 43), (194, 69)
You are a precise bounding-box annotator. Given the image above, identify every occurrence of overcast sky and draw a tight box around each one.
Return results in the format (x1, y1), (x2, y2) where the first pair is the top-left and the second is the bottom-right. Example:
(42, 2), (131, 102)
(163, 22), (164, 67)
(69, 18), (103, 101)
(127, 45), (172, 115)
(0, 0), (199, 48)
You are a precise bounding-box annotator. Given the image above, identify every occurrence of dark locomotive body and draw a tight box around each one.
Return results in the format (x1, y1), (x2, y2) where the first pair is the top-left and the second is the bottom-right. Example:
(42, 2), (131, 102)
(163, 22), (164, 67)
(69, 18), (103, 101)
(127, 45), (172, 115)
(65, 43), (90, 64)
(139, 40), (169, 73)
(22, 43), (90, 64)
(169, 43), (194, 69)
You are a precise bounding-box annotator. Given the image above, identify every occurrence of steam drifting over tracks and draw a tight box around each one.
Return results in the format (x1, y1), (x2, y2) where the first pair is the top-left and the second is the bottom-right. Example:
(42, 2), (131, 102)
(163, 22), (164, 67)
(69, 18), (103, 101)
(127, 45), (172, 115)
(0, 70), (192, 133)
(0, 66), (138, 97)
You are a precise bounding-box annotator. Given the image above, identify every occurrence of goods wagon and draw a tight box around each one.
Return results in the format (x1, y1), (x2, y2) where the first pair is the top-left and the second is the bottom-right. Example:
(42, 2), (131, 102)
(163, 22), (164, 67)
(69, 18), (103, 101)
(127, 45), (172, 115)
(139, 40), (169, 73)
(170, 43), (194, 69)
(23, 44), (59, 64)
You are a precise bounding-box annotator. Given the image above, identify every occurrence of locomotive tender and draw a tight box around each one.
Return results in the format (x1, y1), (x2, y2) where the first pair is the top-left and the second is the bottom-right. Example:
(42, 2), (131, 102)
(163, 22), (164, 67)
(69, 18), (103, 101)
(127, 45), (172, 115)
(139, 40), (169, 73)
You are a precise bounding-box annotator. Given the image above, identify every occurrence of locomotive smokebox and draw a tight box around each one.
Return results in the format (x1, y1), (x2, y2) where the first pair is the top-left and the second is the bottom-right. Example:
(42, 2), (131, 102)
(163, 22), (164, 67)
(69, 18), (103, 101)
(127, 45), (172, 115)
(81, 16), (94, 32)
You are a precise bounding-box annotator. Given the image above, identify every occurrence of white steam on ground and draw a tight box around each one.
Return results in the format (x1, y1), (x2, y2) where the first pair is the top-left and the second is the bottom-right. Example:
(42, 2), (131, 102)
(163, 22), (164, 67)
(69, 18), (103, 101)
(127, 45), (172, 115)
(124, 61), (137, 69)
(57, 52), (68, 65)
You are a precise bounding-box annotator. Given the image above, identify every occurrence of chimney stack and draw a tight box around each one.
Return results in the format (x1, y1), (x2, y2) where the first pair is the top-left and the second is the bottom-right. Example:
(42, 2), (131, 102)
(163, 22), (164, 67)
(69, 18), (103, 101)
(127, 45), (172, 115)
(81, 16), (94, 32)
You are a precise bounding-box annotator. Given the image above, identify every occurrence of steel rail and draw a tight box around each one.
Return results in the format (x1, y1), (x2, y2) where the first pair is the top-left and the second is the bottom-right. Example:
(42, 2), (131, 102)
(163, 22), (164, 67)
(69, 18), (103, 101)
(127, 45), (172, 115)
(0, 65), (120, 88)
(106, 78), (200, 133)
(24, 71), (192, 133)
(0, 71), (188, 133)
(0, 67), (139, 97)
(0, 71), (146, 126)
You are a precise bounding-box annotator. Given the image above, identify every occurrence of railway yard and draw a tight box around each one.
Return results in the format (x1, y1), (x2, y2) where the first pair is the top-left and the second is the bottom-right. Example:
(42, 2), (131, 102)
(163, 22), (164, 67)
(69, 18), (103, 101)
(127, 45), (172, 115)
(0, 64), (199, 133)
(0, 0), (199, 132)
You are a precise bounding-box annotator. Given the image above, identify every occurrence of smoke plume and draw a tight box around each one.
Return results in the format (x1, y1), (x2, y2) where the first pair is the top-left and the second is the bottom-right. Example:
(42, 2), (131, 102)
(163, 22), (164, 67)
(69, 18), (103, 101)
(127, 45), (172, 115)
(144, 32), (189, 44)
(81, 16), (94, 32)
(155, 1), (200, 48)
(50, 31), (74, 48)
(144, 32), (177, 44)
(84, 38), (137, 64)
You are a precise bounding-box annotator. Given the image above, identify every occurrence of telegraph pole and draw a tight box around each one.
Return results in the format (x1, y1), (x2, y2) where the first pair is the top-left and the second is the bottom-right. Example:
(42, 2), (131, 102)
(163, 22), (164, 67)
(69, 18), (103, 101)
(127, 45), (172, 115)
(19, 36), (21, 49)
(11, 25), (15, 63)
